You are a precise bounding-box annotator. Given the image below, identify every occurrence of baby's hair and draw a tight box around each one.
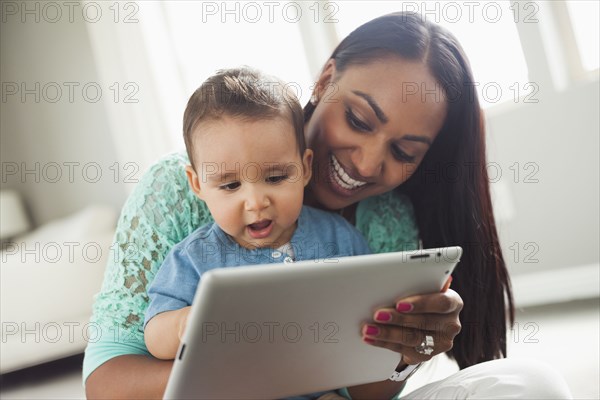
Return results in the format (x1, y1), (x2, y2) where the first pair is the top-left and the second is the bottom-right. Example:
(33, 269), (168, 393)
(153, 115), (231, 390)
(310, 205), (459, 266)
(183, 67), (305, 168)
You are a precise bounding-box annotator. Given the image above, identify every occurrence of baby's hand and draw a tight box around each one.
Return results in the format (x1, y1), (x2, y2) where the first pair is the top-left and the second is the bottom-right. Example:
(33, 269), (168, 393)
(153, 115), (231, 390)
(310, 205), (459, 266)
(177, 306), (192, 340)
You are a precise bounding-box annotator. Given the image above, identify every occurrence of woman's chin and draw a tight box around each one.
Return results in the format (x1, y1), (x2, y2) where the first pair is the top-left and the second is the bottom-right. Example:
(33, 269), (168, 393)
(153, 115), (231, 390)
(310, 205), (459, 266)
(310, 181), (362, 211)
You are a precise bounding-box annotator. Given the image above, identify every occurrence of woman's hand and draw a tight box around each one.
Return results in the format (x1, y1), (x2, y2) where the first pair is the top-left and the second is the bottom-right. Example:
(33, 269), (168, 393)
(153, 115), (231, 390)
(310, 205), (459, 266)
(316, 393), (347, 400)
(347, 287), (461, 400)
(362, 285), (463, 366)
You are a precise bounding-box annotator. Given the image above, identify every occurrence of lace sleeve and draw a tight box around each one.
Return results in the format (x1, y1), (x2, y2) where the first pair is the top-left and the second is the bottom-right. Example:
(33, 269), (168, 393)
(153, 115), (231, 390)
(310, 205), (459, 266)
(355, 191), (420, 253)
(90, 152), (212, 344)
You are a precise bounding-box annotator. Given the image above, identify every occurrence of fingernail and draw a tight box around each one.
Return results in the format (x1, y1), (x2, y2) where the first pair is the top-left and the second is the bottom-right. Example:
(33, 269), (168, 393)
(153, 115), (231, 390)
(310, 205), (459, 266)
(363, 337), (376, 344)
(396, 302), (413, 312)
(374, 311), (392, 322)
(364, 325), (380, 336)
(441, 276), (453, 292)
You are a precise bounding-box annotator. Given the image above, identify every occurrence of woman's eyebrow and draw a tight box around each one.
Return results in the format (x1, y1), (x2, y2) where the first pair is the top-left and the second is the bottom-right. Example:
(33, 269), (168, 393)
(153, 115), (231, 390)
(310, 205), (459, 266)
(352, 90), (389, 123)
(401, 134), (432, 146)
(352, 90), (431, 146)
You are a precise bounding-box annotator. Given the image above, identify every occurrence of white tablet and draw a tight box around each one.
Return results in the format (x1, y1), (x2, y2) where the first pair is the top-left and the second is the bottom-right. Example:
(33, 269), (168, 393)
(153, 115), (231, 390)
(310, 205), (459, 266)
(164, 246), (462, 400)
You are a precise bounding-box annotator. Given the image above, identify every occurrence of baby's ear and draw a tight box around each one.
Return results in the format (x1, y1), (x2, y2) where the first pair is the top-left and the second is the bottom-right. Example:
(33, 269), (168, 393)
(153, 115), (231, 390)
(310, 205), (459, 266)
(301, 149), (313, 187)
(185, 165), (203, 199)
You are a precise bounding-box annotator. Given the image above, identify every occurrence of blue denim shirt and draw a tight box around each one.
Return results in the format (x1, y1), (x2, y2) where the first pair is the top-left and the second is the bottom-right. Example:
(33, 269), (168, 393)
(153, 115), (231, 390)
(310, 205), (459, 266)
(145, 206), (370, 325)
(145, 206), (370, 400)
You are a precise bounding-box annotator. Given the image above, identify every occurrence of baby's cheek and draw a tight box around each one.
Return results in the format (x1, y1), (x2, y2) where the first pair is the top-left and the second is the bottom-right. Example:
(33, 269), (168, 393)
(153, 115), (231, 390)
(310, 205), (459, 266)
(279, 188), (304, 220)
(212, 207), (239, 236)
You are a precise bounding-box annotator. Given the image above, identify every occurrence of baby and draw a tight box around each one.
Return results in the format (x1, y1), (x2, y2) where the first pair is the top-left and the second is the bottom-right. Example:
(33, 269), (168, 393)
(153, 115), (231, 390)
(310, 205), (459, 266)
(143, 68), (370, 398)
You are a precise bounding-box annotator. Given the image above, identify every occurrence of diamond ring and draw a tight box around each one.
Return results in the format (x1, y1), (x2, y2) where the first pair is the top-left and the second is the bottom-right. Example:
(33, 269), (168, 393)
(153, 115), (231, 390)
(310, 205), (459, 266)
(415, 335), (434, 356)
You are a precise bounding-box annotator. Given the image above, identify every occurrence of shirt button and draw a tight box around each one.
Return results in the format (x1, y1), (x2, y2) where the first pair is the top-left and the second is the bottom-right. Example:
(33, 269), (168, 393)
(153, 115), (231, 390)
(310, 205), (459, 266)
(271, 251), (282, 258)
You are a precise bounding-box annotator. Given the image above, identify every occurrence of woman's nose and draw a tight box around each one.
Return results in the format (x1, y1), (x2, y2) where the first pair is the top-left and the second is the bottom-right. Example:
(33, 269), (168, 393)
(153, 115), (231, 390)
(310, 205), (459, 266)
(350, 143), (385, 179)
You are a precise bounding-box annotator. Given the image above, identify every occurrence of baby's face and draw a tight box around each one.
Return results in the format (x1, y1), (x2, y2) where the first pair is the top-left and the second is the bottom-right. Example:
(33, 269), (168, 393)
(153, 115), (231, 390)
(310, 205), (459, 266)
(186, 116), (312, 249)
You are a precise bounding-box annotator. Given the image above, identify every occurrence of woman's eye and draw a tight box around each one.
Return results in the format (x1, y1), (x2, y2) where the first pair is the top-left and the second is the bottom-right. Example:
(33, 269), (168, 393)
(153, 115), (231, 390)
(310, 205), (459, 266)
(266, 175), (288, 184)
(219, 182), (241, 191)
(392, 145), (416, 163)
(345, 108), (372, 132)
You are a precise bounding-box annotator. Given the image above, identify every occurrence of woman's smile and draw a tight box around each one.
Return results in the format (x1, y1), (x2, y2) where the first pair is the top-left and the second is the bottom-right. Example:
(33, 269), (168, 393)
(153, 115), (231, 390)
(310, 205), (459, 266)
(329, 154), (369, 193)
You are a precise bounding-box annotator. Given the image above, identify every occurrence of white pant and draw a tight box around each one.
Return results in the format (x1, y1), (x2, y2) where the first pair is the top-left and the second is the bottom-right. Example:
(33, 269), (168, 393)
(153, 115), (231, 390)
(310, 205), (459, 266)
(401, 358), (572, 399)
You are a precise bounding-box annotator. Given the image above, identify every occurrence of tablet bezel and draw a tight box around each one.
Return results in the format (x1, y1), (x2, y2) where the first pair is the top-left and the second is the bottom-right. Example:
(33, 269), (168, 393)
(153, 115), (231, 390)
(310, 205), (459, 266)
(164, 246), (462, 399)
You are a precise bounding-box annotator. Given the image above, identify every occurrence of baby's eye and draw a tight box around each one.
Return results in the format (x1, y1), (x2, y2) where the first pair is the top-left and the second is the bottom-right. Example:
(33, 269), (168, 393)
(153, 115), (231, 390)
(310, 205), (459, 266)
(219, 181), (241, 191)
(266, 175), (288, 184)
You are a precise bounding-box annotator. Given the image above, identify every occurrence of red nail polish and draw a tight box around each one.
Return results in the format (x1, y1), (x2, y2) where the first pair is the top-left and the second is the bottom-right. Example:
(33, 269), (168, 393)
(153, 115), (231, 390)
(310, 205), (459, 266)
(396, 302), (413, 312)
(364, 325), (379, 336)
(375, 311), (391, 322)
(363, 336), (376, 344)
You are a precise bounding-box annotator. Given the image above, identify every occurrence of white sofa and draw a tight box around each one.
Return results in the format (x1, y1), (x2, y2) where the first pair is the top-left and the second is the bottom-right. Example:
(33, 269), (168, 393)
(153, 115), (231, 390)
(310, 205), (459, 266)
(0, 205), (116, 374)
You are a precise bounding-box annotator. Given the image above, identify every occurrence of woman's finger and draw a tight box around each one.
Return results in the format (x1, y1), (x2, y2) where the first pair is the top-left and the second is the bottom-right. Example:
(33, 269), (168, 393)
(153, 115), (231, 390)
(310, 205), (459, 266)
(441, 276), (453, 292)
(362, 322), (424, 347)
(315, 393), (347, 400)
(361, 288), (464, 362)
(395, 289), (463, 315)
(362, 323), (456, 353)
(370, 308), (463, 335)
(362, 336), (436, 364)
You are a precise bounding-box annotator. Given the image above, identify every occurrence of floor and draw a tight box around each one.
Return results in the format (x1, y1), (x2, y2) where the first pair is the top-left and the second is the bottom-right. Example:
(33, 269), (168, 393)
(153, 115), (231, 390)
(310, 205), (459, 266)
(402, 298), (600, 399)
(1, 298), (599, 399)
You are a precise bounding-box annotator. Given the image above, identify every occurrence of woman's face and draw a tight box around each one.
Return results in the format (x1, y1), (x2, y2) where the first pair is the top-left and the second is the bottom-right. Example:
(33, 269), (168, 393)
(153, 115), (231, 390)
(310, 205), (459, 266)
(305, 56), (447, 210)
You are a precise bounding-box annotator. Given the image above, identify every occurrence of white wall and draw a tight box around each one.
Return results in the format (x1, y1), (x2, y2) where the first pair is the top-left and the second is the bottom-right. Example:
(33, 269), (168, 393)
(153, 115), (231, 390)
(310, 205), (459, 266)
(1, 2), (598, 277)
(0, 7), (127, 226)
(487, 79), (599, 275)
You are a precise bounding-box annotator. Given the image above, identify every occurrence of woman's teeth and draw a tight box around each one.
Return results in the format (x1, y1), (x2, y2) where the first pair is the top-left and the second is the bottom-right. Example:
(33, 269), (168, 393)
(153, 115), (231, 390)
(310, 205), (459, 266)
(331, 155), (367, 190)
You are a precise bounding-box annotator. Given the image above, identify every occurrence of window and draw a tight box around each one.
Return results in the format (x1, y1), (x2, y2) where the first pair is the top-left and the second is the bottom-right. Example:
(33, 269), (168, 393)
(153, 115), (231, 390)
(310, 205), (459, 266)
(333, 1), (531, 108)
(134, 0), (598, 149)
(566, 0), (600, 72)
(139, 1), (315, 147)
(162, 1), (313, 102)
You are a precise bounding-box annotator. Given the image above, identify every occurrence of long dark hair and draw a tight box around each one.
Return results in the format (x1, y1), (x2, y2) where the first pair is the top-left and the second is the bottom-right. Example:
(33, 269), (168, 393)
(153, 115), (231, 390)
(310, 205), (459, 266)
(304, 12), (514, 369)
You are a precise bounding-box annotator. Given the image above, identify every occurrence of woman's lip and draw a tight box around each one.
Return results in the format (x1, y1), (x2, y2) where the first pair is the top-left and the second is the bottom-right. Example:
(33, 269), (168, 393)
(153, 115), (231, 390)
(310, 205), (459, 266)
(247, 220), (274, 239)
(332, 154), (369, 184)
(327, 155), (369, 197)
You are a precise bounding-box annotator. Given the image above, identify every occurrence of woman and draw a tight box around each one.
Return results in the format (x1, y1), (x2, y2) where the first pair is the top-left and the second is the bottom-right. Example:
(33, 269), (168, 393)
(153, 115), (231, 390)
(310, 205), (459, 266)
(84, 12), (571, 399)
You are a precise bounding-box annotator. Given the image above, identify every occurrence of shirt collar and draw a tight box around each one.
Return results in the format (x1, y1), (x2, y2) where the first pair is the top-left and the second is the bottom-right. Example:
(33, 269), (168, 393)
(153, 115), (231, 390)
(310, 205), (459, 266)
(208, 206), (309, 257)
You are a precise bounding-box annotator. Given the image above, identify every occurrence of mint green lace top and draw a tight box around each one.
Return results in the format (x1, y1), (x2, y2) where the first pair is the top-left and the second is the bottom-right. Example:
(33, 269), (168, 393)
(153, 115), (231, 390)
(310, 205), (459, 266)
(83, 152), (419, 383)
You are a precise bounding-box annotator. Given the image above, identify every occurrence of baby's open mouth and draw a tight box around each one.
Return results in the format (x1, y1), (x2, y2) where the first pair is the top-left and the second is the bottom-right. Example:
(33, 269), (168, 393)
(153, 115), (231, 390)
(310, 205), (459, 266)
(247, 219), (273, 239)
